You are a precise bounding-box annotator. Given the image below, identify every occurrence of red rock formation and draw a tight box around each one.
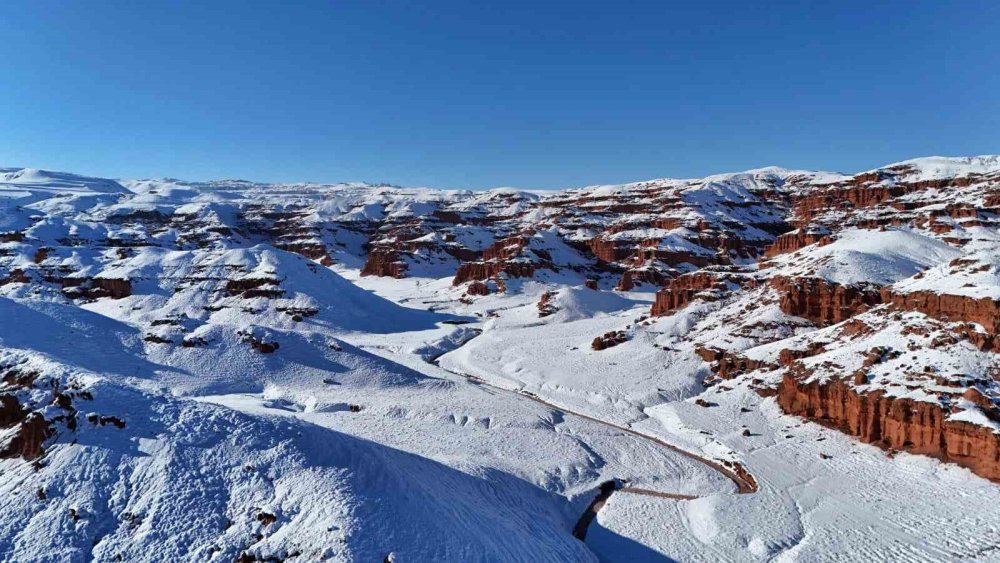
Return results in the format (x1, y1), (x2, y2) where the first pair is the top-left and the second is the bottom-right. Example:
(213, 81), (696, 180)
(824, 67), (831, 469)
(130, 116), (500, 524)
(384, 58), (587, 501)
(778, 372), (1000, 482)
(777, 343), (827, 366)
(881, 289), (1000, 349)
(783, 169), (992, 231)
(361, 250), (406, 278)
(651, 272), (733, 316)
(452, 261), (536, 286)
(592, 331), (628, 351)
(92, 278), (133, 299)
(622, 268), (669, 289)
(771, 276), (882, 326)
(491, 277), (506, 294)
(482, 235), (530, 261)
(0, 392), (52, 461)
(695, 346), (775, 379)
(537, 291), (558, 317)
(275, 241), (330, 263)
(465, 281), (489, 296)
(615, 271), (634, 291)
(0, 413), (53, 460)
(793, 186), (898, 224)
(762, 231), (831, 258)
(587, 238), (633, 263)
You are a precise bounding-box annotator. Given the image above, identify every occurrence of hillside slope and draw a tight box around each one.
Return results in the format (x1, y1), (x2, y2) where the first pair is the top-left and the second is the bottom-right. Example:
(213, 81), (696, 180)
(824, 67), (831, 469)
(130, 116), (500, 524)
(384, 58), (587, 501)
(2, 156), (1000, 561)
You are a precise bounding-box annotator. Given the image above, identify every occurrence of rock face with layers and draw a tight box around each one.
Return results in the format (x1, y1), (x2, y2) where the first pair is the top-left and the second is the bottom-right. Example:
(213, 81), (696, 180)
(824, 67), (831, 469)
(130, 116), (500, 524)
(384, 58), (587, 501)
(771, 276), (883, 326)
(778, 372), (1000, 481)
(360, 249), (406, 278)
(696, 346), (776, 380)
(643, 157), (1000, 482)
(754, 289), (1000, 482)
(3, 156), (1000, 486)
(882, 290), (1000, 349)
(650, 269), (751, 316)
(762, 228), (831, 258)
(882, 250), (1000, 350)
(452, 261), (536, 285)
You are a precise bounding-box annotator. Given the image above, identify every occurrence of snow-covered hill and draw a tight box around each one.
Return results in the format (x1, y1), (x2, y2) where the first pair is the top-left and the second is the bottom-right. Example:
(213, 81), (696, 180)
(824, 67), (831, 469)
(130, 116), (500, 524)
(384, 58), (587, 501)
(2, 156), (1000, 561)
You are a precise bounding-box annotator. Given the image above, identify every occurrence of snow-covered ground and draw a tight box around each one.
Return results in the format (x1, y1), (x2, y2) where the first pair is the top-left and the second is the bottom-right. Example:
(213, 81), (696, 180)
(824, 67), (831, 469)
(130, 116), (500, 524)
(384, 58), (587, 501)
(0, 274), (730, 562)
(347, 265), (1000, 563)
(4, 158), (1000, 561)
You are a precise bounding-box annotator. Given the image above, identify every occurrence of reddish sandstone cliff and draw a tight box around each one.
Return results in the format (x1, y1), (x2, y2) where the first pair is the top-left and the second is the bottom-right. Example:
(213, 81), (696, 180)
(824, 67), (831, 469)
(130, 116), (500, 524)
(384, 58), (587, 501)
(452, 261), (536, 286)
(881, 289), (1000, 349)
(771, 276), (882, 326)
(651, 272), (737, 316)
(763, 231), (831, 258)
(361, 250), (406, 278)
(778, 372), (1000, 482)
(695, 346), (776, 380)
(587, 238), (633, 263)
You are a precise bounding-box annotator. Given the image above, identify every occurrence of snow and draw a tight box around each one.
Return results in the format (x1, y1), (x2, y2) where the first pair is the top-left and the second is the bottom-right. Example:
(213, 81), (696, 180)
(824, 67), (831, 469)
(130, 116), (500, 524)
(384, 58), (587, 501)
(0, 283), (728, 561)
(763, 228), (961, 286)
(3, 159), (1000, 561)
(880, 155), (1000, 181)
(892, 247), (1000, 300)
(0, 168), (131, 195)
(596, 384), (1000, 562)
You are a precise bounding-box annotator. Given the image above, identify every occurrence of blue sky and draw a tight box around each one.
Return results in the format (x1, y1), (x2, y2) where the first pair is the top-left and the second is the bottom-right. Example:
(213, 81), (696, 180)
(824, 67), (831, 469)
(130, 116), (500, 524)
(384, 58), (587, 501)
(1, 1), (997, 189)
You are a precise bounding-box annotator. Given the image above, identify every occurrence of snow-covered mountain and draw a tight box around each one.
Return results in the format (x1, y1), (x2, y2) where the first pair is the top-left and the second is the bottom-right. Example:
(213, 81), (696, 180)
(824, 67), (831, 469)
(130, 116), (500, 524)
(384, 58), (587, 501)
(2, 156), (1000, 561)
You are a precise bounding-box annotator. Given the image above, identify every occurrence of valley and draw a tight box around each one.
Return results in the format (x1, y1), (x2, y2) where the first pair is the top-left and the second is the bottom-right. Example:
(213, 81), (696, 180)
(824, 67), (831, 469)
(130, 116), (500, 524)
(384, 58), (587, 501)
(2, 157), (1000, 561)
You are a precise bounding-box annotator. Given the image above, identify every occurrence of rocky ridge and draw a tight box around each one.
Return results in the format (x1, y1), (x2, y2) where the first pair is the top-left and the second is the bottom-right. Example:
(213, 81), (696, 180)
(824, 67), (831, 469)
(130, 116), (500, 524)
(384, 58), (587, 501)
(3, 156), (1000, 485)
(648, 157), (1000, 481)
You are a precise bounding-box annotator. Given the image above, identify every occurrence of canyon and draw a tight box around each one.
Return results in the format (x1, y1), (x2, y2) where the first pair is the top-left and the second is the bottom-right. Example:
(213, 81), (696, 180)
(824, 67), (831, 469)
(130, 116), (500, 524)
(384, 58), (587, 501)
(2, 156), (1000, 561)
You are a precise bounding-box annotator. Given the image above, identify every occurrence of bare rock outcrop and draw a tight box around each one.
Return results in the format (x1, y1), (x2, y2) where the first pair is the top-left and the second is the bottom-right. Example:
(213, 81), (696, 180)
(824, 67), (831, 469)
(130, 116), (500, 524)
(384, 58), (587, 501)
(695, 346), (776, 380)
(465, 281), (490, 296)
(452, 261), (536, 286)
(763, 230), (831, 258)
(226, 277), (284, 299)
(592, 331), (628, 351)
(0, 413), (53, 460)
(651, 272), (737, 316)
(881, 289), (1000, 350)
(771, 276), (882, 326)
(537, 291), (558, 317)
(778, 372), (1000, 482)
(361, 250), (406, 278)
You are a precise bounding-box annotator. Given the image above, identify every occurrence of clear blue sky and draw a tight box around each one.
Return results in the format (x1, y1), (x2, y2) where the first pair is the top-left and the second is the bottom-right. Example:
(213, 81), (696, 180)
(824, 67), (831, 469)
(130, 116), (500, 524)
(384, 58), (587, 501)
(1, 1), (997, 189)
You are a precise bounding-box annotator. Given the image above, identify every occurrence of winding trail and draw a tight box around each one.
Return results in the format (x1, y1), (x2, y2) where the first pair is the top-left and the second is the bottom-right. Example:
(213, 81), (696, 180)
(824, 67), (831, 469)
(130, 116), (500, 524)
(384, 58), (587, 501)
(425, 329), (758, 540)
(442, 367), (758, 494)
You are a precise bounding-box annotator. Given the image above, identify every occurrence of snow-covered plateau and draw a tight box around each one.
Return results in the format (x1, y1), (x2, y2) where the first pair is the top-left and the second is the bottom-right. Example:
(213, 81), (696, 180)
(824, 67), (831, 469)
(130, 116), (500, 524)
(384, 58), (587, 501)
(2, 156), (1000, 561)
